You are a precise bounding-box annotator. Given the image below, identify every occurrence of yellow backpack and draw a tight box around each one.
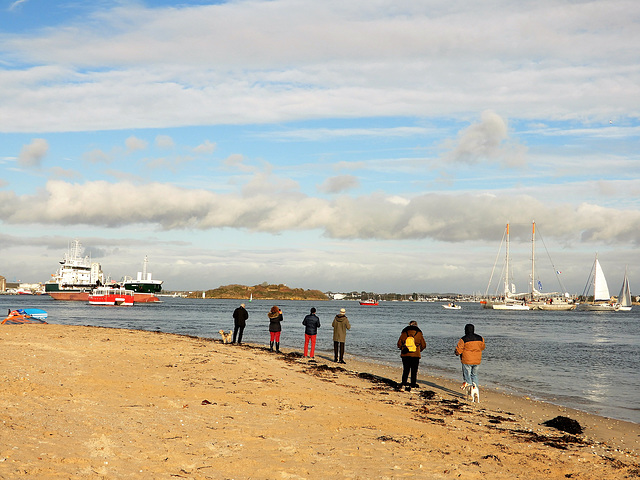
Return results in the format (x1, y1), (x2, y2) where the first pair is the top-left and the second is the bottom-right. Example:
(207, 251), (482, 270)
(405, 335), (417, 353)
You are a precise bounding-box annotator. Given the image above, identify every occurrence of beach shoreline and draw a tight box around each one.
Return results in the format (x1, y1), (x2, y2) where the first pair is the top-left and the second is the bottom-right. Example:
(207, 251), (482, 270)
(1, 324), (638, 479)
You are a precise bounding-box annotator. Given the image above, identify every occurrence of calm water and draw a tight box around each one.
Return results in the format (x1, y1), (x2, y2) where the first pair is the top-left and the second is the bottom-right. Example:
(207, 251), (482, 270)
(3, 296), (639, 424)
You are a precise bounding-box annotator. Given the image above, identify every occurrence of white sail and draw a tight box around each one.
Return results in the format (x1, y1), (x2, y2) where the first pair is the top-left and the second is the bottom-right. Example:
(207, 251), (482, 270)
(593, 258), (610, 301)
(618, 271), (632, 308)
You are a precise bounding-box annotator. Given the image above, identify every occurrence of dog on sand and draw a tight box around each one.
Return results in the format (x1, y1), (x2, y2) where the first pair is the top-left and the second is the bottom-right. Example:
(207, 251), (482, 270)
(468, 382), (480, 403)
(461, 382), (480, 403)
(219, 330), (233, 344)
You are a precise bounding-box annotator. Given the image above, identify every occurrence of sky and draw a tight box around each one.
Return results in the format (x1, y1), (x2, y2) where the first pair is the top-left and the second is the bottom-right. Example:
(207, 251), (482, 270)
(1, 0), (639, 295)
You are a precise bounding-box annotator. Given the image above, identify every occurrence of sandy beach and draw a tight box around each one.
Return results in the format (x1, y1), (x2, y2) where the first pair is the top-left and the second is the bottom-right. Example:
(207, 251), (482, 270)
(0, 324), (638, 479)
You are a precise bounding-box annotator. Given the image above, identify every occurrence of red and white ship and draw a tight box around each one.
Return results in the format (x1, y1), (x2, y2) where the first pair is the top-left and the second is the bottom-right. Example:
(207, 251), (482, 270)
(359, 299), (379, 306)
(88, 286), (135, 306)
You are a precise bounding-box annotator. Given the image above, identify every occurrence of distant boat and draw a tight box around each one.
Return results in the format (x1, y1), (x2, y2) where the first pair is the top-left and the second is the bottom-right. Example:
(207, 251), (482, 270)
(483, 223), (530, 310)
(121, 256), (163, 303)
(527, 222), (576, 311)
(359, 299), (379, 306)
(617, 268), (633, 312)
(250, 293), (253, 302)
(45, 239), (105, 301)
(443, 303), (461, 310)
(579, 255), (619, 311)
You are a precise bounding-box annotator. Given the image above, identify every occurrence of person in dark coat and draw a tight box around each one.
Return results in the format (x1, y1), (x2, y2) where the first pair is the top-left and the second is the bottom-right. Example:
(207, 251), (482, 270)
(231, 303), (249, 344)
(397, 320), (427, 391)
(302, 307), (321, 359)
(331, 308), (351, 363)
(455, 323), (486, 388)
(268, 305), (283, 352)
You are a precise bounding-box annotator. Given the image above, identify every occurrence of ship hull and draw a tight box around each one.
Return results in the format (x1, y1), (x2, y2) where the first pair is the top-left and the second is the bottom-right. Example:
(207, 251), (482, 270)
(48, 290), (92, 301)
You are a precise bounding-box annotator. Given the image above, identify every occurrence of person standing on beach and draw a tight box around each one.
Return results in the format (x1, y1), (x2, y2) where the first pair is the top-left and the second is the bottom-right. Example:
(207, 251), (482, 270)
(302, 307), (320, 359)
(268, 306), (283, 352)
(331, 308), (350, 364)
(397, 320), (427, 392)
(232, 303), (249, 345)
(455, 323), (485, 389)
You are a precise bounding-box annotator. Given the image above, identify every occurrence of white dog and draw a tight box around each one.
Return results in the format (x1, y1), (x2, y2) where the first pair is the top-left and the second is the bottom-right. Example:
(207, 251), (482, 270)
(219, 329), (233, 344)
(468, 382), (480, 403)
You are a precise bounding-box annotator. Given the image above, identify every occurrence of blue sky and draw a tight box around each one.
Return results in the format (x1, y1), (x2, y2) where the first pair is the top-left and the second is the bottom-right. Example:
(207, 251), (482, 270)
(1, 0), (639, 294)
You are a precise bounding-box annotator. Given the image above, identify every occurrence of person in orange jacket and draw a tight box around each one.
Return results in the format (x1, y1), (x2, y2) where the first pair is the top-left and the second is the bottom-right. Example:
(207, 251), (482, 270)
(455, 323), (486, 389)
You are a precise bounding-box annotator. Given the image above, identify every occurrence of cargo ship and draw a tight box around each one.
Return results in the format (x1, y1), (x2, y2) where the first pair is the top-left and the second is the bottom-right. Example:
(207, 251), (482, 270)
(45, 239), (105, 301)
(121, 256), (163, 303)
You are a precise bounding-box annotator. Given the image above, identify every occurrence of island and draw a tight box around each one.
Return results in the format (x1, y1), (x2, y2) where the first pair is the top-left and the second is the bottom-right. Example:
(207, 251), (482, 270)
(187, 283), (329, 301)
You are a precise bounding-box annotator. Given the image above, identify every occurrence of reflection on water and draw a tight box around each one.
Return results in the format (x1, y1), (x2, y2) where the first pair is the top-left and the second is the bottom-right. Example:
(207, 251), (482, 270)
(2, 295), (639, 423)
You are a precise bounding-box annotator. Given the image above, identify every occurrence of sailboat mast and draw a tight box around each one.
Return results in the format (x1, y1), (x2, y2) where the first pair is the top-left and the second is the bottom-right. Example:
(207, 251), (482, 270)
(505, 223), (510, 296)
(531, 221), (535, 300)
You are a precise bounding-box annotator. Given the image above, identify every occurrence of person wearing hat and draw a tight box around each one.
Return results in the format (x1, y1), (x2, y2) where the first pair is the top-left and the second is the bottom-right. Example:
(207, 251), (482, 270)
(331, 308), (351, 364)
(232, 303), (249, 344)
(302, 307), (321, 359)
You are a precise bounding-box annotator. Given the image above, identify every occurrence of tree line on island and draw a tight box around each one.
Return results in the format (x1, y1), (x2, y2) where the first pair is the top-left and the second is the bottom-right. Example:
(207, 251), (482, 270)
(187, 283), (329, 301)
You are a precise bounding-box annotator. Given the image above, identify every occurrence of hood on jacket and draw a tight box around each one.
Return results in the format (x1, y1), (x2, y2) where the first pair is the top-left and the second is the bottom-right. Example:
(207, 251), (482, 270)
(401, 325), (422, 335)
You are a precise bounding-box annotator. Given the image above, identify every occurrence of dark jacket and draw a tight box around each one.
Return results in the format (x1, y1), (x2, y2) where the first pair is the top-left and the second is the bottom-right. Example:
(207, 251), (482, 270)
(302, 314), (321, 335)
(268, 312), (283, 332)
(455, 324), (485, 365)
(232, 306), (249, 327)
(331, 314), (351, 342)
(397, 325), (427, 358)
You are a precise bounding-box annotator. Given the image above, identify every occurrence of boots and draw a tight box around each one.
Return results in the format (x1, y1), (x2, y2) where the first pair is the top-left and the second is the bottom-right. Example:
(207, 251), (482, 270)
(269, 341), (274, 351)
(275, 342), (280, 353)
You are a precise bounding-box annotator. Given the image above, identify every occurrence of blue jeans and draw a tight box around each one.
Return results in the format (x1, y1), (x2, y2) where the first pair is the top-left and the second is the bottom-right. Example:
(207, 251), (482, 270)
(462, 363), (479, 386)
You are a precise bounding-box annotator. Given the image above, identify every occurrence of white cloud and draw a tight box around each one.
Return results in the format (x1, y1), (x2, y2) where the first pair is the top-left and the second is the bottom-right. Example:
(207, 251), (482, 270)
(17, 138), (48, 168)
(83, 148), (112, 164)
(155, 135), (175, 149)
(1, 180), (639, 247)
(444, 110), (527, 167)
(125, 136), (148, 153)
(193, 140), (216, 154)
(0, 1), (637, 132)
(317, 175), (360, 194)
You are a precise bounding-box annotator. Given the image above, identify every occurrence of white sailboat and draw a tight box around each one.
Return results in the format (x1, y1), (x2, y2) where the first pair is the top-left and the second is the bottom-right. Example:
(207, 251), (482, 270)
(484, 223), (530, 310)
(579, 255), (619, 311)
(528, 221), (576, 311)
(617, 268), (632, 312)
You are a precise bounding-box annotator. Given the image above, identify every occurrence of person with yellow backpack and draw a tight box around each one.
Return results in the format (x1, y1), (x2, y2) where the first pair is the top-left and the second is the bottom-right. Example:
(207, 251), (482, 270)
(397, 320), (427, 391)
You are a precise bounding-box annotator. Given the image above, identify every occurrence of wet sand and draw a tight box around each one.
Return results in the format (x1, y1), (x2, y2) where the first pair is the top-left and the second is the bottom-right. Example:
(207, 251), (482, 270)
(0, 324), (638, 479)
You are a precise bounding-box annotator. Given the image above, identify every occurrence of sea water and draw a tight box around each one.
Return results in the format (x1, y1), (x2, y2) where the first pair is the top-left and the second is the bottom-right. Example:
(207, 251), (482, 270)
(2, 296), (639, 424)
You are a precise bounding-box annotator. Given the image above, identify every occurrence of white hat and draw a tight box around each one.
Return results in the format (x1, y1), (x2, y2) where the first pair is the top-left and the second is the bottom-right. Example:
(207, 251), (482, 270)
(340, 308), (346, 314)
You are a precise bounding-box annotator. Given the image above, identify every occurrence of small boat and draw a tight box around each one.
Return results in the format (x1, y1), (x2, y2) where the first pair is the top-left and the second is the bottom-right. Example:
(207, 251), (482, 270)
(359, 299), (379, 306)
(2, 309), (48, 325)
(579, 255), (619, 311)
(617, 267), (633, 312)
(443, 303), (461, 310)
(89, 286), (135, 306)
(492, 300), (530, 311)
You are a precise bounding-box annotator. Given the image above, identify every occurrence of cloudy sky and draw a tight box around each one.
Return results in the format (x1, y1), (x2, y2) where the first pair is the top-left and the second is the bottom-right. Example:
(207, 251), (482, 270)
(1, 0), (639, 295)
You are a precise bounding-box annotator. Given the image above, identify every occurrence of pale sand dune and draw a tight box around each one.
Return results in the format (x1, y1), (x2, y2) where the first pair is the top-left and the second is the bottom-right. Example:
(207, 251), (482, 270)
(0, 324), (638, 479)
